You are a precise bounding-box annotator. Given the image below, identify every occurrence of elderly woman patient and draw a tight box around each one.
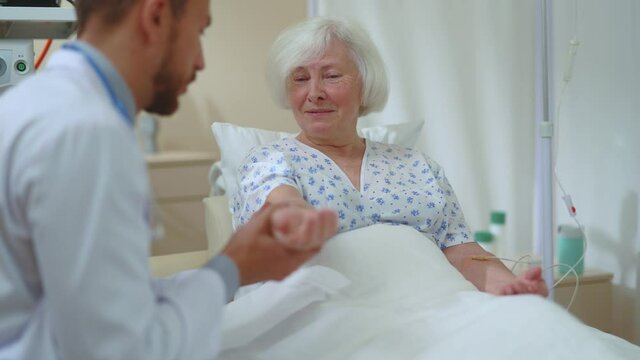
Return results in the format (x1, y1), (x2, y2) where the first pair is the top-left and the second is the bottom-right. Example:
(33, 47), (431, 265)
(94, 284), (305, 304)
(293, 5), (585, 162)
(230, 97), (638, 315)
(232, 17), (547, 297)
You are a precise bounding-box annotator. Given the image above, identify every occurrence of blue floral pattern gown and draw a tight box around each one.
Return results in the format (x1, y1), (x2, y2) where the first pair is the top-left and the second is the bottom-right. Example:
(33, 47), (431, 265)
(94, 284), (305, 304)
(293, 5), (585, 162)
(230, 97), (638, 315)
(232, 137), (472, 249)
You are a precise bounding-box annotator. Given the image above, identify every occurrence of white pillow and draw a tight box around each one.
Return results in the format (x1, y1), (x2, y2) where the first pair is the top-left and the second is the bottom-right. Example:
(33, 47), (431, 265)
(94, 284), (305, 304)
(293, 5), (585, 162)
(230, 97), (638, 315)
(211, 123), (294, 198)
(211, 120), (425, 203)
(357, 121), (424, 147)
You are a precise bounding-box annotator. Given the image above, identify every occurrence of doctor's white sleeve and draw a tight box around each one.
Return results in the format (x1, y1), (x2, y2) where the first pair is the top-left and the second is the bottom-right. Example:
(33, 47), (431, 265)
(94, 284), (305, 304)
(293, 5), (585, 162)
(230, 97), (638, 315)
(18, 118), (226, 360)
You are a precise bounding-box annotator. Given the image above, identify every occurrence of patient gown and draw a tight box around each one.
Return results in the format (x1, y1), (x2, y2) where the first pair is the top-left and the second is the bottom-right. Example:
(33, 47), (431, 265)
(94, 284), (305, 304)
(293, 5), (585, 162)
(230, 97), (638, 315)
(232, 137), (472, 249)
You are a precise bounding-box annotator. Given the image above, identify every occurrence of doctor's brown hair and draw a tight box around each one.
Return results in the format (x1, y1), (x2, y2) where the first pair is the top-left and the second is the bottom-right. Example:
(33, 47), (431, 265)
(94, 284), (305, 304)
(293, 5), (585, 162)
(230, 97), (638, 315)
(75, 0), (188, 34)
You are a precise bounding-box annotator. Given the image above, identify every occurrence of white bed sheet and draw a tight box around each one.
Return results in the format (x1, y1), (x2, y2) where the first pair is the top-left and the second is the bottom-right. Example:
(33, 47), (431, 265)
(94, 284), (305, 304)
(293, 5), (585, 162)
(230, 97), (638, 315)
(219, 224), (640, 359)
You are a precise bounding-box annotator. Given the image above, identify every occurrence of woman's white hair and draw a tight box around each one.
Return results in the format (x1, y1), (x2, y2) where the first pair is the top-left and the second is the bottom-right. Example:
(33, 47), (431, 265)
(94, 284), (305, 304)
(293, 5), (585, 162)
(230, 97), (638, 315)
(266, 17), (389, 116)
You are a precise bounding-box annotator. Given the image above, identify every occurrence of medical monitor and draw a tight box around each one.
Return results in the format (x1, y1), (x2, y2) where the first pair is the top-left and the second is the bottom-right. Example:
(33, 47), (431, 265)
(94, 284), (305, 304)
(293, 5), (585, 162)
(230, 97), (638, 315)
(0, 6), (76, 93)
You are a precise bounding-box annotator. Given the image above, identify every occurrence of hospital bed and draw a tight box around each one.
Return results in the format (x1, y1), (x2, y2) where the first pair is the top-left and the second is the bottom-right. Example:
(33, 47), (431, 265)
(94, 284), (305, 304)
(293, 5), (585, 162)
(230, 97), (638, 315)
(189, 122), (640, 359)
(200, 196), (639, 359)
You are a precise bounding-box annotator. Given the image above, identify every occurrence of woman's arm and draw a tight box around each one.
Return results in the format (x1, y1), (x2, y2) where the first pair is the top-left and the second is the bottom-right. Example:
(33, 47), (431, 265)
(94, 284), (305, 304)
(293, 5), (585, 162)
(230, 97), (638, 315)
(266, 185), (313, 209)
(233, 145), (337, 250)
(443, 242), (548, 296)
(265, 185), (336, 251)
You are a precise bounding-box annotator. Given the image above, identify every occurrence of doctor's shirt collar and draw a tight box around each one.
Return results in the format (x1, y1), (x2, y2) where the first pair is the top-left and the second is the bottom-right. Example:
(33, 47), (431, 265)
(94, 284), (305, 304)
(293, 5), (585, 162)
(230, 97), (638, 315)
(68, 41), (137, 124)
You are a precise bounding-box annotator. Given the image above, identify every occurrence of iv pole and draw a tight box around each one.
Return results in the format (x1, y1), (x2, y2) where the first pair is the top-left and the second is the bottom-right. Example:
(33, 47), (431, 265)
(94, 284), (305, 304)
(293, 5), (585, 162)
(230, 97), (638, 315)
(307, 0), (317, 17)
(534, 0), (556, 300)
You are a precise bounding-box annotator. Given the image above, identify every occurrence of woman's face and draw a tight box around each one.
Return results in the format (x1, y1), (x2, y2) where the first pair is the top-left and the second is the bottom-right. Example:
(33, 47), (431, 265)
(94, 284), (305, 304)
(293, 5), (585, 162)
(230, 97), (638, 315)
(287, 40), (363, 143)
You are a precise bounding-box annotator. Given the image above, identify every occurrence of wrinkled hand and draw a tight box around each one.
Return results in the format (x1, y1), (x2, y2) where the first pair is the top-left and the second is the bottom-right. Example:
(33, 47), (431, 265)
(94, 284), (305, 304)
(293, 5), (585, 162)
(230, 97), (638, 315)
(223, 203), (338, 285)
(497, 267), (549, 297)
(270, 205), (338, 251)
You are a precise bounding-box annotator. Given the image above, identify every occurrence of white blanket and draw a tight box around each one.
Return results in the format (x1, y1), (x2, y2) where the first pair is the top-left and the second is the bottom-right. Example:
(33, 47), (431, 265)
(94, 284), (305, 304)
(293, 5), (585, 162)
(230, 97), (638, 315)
(219, 224), (640, 359)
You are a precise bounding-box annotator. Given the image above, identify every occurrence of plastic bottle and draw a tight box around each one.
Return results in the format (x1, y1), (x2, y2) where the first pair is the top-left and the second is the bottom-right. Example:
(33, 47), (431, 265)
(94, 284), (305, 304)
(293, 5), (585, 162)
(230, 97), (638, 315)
(474, 231), (495, 254)
(489, 211), (506, 257)
(557, 224), (585, 275)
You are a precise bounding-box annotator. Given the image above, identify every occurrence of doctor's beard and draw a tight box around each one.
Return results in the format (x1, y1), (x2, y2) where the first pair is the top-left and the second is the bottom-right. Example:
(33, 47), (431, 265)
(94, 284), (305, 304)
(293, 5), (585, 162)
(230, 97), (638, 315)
(145, 67), (181, 116)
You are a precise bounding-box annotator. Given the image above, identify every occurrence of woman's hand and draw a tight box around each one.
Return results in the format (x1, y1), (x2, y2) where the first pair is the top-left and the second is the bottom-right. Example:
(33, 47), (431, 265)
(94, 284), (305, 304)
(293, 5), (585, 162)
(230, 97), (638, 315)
(270, 205), (338, 251)
(223, 202), (337, 285)
(494, 267), (549, 297)
(444, 243), (548, 297)
(263, 185), (339, 251)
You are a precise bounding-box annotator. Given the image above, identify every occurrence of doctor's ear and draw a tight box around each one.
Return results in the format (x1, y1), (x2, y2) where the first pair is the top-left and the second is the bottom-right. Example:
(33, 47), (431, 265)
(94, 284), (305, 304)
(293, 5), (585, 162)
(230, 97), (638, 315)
(138, 0), (173, 44)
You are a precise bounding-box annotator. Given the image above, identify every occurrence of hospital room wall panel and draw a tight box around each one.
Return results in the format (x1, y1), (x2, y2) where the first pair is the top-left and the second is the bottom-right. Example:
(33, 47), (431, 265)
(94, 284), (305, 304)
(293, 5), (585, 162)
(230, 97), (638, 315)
(146, 154), (213, 199)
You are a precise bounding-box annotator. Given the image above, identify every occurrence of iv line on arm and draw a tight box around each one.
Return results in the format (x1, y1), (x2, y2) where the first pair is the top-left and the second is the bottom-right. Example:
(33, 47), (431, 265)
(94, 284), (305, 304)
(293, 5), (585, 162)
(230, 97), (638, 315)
(470, 254), (581, 311)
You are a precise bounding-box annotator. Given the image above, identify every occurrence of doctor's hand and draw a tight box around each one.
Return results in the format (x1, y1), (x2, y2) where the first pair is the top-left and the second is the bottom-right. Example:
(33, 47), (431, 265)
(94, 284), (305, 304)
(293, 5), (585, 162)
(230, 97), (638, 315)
(497, 267), (549, 297)
(223, 203), (338, 285)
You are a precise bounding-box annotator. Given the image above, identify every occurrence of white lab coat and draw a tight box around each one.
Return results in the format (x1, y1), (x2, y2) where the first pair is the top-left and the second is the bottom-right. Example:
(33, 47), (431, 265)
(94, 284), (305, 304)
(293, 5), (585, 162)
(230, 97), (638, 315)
(0, 48), (226, 359)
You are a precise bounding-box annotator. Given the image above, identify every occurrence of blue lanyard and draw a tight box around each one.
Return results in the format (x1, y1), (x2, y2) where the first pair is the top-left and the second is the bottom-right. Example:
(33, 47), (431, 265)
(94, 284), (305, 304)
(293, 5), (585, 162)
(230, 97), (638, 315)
(62, 43), (134, 128)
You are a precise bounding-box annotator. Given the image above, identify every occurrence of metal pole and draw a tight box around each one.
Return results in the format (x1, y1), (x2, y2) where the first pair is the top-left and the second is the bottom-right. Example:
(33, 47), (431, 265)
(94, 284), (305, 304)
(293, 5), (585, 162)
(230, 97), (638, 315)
(535, 0), (555, 300)
(307, 0), (317, 17)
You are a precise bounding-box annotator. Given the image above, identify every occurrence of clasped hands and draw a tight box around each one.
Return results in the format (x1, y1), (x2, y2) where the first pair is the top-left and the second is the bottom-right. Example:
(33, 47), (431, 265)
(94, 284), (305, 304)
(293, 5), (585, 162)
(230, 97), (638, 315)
(223, 202), (338, 286)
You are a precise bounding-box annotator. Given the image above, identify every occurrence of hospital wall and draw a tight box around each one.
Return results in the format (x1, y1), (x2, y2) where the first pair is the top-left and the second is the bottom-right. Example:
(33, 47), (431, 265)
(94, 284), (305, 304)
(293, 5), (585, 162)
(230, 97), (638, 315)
(156, 0), (306, 155)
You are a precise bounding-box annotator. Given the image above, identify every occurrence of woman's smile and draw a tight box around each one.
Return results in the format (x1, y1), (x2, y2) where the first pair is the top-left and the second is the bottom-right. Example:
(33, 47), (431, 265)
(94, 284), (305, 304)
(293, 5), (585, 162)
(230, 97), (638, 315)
(304, 109), (336, 119)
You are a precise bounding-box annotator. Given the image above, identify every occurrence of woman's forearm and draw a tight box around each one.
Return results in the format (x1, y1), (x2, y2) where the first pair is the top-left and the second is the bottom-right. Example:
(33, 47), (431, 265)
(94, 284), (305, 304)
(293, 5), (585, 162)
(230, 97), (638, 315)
(266, 185), (312, 209)
(443, 242), (516, 294)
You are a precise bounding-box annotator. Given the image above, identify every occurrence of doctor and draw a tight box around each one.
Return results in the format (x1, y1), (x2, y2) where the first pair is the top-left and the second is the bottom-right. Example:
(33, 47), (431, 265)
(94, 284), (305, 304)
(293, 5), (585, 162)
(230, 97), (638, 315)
(0, 0), (337, 359)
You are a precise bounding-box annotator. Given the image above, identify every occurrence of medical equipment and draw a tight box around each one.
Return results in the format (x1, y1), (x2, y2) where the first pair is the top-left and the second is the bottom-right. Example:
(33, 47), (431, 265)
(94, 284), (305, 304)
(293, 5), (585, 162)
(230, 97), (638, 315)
(0, 6), (75, 38)
(534, 0), (583, 301)
(534, 0), (557, 300)
(0, 6), (76, 93)
(557, 225), (584, 275)
(0, 0), (61, 6)
(0, 39), (32, 94)
(34, 38), (52, 69)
